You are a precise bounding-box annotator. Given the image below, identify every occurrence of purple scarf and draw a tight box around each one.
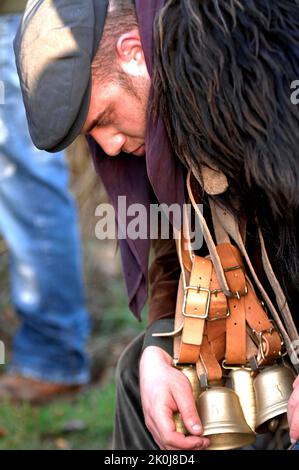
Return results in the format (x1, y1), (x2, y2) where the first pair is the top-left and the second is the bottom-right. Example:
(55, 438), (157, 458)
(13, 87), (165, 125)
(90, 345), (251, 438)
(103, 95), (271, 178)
(88, 0), (184, 318)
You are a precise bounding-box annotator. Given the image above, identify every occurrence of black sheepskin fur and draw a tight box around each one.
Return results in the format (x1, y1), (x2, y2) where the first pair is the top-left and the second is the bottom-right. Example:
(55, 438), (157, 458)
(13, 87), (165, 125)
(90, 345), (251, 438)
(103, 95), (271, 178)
(153, 0), (299, 303)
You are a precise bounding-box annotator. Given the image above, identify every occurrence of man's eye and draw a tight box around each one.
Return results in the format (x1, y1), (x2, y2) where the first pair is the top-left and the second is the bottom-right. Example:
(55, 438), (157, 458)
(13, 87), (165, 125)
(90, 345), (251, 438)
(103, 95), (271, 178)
(96, 118), (111, 128)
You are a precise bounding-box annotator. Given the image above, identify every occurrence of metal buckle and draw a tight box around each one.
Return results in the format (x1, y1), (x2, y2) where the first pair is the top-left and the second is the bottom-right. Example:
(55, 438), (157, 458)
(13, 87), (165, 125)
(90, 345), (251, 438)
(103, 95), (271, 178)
(207, 309), (230, 321)
(248, 319), (285, 365)
(252, 326), (274, 361)
(210, 288), (223, 296)
(222, 265), (248, 299)
(227, 285), (248, 300)
(207, 288), (230, 321)
(182, 285), (211, 319)
(222, 359), (251, 371)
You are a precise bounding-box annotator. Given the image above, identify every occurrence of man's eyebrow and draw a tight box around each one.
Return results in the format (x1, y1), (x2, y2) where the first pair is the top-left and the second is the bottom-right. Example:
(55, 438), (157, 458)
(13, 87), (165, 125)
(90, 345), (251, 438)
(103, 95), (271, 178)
(85, 105), (112, 134)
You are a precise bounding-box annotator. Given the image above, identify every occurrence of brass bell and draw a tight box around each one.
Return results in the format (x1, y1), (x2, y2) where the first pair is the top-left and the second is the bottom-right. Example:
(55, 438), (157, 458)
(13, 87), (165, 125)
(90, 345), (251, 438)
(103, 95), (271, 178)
(228, 368), (257, 431)
(197, 386), (256, 450)
(174, 411), (187, 435)
(178, 365), (202, 400)
(254, 364), (295, 433)
(174, 365), (201, 434)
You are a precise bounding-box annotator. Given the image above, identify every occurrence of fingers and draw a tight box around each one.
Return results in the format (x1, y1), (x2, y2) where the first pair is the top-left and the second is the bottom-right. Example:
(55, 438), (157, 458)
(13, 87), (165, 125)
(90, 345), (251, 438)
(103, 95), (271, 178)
(172, 379), (202, 437)
(150, 379), (209, 450)
(293, 375), (299, 389)
(154, 403), (209, 450)
(160, 438), (210, 451)
(288, 384), (299, 442)
(288, 385), (299, 428)
(289, 403), (299, 443)
(139, 347), (210, 450)
(142, 379), (209, 449)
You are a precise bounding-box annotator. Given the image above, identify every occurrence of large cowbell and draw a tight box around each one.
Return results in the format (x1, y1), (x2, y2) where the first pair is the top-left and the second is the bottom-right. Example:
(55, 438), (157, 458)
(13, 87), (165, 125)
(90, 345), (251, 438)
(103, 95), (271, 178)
(174, 366), (256, 449)
(197, 386), (256, 450)
(253, 364), (295, 433)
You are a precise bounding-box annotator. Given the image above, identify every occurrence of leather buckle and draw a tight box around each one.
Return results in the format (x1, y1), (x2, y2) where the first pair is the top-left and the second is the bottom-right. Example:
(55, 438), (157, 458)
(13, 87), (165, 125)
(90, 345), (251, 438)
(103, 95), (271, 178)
(227, 285), (248, 300)
(252, 326), (274, 360)
(207, 309), (230, 322)
(254, 320), (285, 361)
(207, 288), (230, 321)
(223, 265), (248, 299)
(182, 285), (211, 319)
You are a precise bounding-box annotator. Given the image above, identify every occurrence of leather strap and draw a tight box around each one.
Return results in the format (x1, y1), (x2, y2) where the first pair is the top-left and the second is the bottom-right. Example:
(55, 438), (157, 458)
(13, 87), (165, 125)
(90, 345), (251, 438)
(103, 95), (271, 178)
(208, 265), (228, 322)
(156, 170), (296, 382)
(216, 243), (282, 365)
(258, 226), (299, 343)
(210, 199), (231, 245)
(216, 244), (247, 364)
(200, 334), (223, 382)
(187, 172), (284, 365)
(174, 256), (213, 364)
(186, 173), (232, 298)
(244, 283), (282, 365)
(212, 201), (299, 372)
(173, 209), (228, 370)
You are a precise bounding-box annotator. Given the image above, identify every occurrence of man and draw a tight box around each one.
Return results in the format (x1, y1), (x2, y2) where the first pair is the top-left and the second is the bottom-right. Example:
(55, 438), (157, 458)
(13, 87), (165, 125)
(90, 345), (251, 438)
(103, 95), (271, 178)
(14, 0), (299, 449)
(0, 0), (90, 403)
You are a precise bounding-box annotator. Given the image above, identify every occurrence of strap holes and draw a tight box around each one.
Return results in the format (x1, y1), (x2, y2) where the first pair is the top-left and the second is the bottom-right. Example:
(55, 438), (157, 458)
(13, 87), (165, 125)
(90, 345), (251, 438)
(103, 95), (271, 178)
(194, 307), (198, 311)
(234, 322), (237, 326)
(233, 305), (237, 308)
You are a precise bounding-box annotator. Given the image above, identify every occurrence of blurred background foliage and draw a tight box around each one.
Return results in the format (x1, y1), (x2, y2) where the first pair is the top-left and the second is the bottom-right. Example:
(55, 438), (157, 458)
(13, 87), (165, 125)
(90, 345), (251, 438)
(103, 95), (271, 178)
(0, 137), (145, 449)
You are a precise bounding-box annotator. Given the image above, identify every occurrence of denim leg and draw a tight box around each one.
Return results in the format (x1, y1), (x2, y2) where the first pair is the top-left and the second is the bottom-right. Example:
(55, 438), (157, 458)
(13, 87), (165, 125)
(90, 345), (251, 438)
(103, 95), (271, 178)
(0, 14), (90, 384)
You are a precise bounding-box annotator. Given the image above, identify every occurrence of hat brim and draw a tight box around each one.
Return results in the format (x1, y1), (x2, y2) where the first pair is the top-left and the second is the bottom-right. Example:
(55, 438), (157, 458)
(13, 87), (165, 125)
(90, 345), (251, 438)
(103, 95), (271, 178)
(47, 75), (92, 153)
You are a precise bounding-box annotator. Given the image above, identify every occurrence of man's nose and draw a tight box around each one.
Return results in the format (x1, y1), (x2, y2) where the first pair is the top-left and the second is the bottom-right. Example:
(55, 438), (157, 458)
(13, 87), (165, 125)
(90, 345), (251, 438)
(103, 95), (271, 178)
(91, 130), (126, 157)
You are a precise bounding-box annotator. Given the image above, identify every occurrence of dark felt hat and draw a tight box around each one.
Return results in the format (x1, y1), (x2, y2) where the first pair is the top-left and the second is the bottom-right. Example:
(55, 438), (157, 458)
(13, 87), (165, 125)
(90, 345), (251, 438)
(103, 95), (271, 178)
(14, 0), (108, 152)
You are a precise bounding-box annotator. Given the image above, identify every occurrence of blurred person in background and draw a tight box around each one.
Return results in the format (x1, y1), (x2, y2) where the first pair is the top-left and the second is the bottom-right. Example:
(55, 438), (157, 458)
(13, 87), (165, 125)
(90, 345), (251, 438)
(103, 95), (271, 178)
(0, 0), (90, 403)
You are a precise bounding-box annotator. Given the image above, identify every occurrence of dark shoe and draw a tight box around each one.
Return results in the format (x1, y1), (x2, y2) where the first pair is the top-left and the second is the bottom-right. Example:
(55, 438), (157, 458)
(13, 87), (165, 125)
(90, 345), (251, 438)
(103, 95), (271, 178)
(0, 374), (81, 404)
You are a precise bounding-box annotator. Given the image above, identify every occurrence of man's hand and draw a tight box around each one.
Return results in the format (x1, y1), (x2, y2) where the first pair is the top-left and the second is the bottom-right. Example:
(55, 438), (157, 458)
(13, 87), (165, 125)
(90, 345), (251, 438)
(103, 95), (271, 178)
(139, 346), (210, 450)
(288, 375), (299, 443)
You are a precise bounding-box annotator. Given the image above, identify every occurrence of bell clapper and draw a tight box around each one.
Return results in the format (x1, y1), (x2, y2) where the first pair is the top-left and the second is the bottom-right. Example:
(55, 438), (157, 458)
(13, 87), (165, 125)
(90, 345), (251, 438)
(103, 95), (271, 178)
(268, 418), (279, 433)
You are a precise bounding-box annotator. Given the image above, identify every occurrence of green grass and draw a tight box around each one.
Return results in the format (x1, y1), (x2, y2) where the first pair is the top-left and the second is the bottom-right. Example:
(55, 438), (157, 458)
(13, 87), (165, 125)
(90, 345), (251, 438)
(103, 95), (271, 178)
(0, 297), (145, 450)
(0, 244), (146, 450)
(0, 378), (116, 450)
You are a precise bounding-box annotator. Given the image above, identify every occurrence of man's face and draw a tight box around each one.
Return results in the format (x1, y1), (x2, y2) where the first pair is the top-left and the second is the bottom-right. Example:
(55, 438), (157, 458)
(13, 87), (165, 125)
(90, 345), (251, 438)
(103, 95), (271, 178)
(82, 30), (151, 157)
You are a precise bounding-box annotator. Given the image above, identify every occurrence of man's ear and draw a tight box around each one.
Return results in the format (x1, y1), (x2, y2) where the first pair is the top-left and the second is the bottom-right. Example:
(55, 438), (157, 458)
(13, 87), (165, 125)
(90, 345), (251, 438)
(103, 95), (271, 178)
(116, 29), (146, 76)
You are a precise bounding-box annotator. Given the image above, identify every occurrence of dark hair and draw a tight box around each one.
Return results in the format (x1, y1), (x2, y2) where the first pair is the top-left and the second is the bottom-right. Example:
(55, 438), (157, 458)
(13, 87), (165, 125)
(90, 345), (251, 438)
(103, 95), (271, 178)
(153, 0), (299, 298)
(92, 0), (138, 84)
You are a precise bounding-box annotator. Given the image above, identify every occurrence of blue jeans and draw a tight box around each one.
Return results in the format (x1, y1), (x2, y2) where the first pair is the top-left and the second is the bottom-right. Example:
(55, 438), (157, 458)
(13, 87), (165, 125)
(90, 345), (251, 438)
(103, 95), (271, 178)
(0, 14), (90, 384)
